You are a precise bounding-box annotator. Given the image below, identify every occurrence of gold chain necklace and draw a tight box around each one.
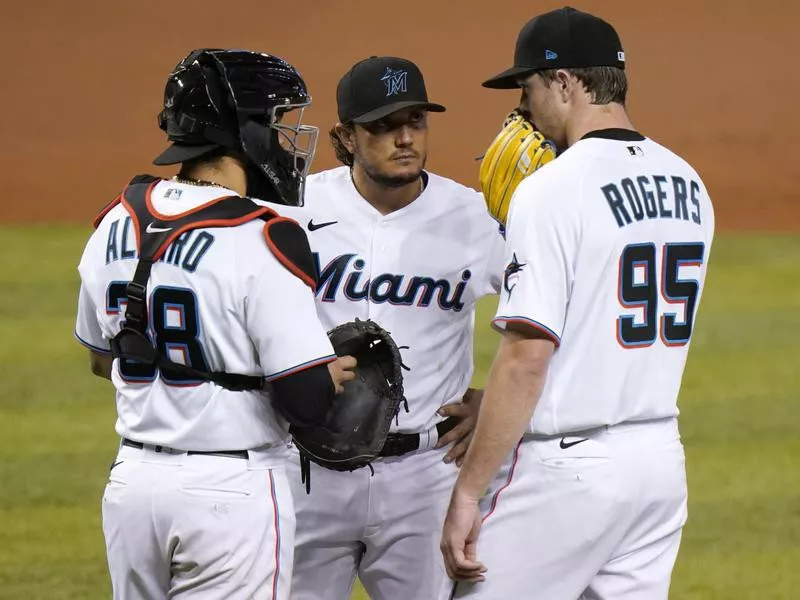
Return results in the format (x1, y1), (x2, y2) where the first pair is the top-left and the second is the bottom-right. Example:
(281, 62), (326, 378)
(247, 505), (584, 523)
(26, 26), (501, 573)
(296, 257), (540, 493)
(171, 175), (224, 188)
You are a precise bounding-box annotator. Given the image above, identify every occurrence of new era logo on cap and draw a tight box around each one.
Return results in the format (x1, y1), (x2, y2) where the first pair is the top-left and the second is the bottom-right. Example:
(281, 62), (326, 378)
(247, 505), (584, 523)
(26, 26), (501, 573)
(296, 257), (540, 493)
(482, 8), (626, 89)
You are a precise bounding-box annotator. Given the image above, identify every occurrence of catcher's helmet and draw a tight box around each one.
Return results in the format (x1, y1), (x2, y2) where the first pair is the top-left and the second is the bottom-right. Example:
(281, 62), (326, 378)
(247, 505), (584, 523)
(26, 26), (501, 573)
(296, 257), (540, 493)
(154, 48), (318, 206)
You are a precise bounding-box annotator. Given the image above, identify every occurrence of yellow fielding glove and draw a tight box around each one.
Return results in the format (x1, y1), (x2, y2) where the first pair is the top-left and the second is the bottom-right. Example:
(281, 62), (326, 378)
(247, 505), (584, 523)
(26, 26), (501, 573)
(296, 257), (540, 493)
(479, 110), (556, 225)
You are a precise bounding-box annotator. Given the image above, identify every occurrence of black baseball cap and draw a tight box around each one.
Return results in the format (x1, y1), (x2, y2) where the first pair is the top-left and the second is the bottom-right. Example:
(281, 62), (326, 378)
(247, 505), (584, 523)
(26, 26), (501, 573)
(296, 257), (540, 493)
(337, 56), (446, 124)
(153, 143), (221, 165)
(483, 6), (625, 89)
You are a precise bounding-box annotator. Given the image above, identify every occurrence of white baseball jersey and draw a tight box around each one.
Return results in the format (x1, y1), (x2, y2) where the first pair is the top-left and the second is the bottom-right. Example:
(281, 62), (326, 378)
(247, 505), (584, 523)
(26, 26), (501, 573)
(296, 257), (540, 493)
(75, 179), (336, 451)
(494, 131), (715, 435)
(273, 166), (505, 434)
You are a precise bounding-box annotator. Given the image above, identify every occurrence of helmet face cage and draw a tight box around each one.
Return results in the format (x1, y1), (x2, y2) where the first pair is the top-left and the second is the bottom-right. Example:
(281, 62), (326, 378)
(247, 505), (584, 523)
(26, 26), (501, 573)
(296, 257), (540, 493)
(209, 51), (319, 205)
(160, 49), (319, 205)
(271, 101), (319, 204)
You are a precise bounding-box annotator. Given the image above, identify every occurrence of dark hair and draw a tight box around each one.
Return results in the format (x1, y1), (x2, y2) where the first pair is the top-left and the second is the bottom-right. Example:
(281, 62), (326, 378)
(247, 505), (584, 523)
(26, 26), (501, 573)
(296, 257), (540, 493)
(329, 124), (354, 167)
(539, 66), (627, 105)
(178, 148), (228, 178)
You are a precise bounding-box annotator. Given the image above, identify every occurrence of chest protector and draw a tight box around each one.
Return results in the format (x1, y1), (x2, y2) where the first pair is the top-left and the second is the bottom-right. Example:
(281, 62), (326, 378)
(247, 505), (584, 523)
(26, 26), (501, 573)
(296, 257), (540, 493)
(95, 174), (317, 392)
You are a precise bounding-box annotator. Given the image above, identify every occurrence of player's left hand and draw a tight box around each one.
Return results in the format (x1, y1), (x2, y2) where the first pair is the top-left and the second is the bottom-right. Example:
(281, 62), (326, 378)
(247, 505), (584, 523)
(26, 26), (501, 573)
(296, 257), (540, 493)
(441, 490), (486, 582)
(436, 388), (484, 466)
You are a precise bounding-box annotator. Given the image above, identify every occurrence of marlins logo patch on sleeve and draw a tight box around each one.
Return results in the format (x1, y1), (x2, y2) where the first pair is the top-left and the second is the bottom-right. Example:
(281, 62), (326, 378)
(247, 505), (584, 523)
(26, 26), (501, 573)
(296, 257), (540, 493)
(503, 253), (525, 298)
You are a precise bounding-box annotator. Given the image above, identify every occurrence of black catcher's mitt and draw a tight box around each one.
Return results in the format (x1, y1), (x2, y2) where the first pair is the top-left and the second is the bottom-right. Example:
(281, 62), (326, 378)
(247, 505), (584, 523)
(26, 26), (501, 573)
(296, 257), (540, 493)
(292, 318), (406, 489)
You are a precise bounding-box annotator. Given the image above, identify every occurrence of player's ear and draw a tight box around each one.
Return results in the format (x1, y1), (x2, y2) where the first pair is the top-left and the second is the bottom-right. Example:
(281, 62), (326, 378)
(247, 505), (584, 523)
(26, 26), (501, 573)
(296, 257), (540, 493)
(558, 69), (575, 102)
(334, 122), (356, 154)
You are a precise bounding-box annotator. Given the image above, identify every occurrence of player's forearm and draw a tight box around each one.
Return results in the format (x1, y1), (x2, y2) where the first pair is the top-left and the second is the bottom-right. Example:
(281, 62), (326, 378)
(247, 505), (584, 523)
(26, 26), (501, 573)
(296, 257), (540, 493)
(454, 332), (553, 499)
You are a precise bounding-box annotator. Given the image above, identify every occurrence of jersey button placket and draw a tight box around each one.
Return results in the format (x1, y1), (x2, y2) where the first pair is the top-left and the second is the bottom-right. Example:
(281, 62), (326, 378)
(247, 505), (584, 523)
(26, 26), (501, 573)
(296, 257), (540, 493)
(370, 221), (390, 319)
(379, 222), (390, 253)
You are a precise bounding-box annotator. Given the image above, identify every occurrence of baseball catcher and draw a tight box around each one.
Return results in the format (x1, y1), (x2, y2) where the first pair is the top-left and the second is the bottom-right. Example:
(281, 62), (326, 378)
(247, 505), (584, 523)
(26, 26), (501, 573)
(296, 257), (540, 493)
(479, 108), (557, 225)
(291, 318), (406, 491)
(75, 48), (359, 599)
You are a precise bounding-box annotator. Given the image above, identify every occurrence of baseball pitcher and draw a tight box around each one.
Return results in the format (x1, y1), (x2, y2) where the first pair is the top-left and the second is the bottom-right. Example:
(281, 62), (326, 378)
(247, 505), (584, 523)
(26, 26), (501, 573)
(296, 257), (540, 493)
(271, 56), (509, 600)
(442, 8), (715, 600)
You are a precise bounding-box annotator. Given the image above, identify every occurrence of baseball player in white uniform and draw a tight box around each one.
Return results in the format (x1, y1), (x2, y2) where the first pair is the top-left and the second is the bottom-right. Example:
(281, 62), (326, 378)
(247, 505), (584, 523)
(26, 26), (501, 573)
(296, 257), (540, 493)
(441, 8), (715, 599)
(74, 49), (355, 600)
(271, 56), (505, 600)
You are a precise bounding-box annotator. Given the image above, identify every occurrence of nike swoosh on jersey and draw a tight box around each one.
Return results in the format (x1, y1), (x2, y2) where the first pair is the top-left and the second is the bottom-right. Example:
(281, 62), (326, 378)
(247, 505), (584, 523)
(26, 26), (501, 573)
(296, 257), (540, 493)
(559, 437), (589, 449)
(146, 223), (173, 233)
(307, 219), (337, 231)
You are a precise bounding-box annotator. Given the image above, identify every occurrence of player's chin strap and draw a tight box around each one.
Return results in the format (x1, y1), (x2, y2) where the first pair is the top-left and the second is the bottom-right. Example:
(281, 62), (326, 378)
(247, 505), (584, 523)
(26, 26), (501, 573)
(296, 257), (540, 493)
(108, 174), (276, 393)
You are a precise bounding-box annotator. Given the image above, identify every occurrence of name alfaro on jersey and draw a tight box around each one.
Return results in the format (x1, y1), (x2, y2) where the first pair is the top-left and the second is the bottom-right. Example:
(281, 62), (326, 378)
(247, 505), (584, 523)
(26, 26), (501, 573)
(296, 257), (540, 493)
(104, 215), (214, 273)
(315, 252), (471, 312)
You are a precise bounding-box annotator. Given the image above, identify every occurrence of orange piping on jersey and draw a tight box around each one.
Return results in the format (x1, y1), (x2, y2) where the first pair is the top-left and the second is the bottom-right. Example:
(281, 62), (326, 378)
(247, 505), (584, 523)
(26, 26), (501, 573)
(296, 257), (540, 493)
(92, 195), (122, 229)
(492, 317), (561, 347)
(119, 196), (143, 255)
(148, 210), (275, 261)
(262, 218), (317, 291)
(269, 470), (282, 600)
(74, 331), (112, 354)
(265, 354), (337, 382)
(120, 196), (274, 261)
(448, 581), (458, 600)
(144, 179), (243, 220)
(482, 438), (522, 524)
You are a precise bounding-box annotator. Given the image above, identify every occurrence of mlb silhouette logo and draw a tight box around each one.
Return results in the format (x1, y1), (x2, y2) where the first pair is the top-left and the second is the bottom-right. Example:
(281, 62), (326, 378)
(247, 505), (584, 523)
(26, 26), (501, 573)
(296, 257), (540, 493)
(627, 145), (644, 157)
(381, 67), (407, 97)
(545, 49), (558, 60)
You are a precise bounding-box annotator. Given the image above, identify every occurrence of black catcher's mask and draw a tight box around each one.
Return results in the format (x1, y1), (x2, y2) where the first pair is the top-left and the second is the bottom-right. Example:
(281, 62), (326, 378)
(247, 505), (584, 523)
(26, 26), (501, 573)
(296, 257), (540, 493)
(153, 48), (318, 206)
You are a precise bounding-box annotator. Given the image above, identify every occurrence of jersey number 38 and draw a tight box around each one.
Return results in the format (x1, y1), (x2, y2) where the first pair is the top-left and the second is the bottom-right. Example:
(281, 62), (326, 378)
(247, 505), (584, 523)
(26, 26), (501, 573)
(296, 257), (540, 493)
(106, 282), (210, 385)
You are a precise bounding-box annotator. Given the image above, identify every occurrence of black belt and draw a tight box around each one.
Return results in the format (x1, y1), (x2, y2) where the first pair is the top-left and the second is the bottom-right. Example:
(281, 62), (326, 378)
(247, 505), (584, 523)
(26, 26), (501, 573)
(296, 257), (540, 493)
(380, 417), (460, 458)
(122, 438), (248, 459)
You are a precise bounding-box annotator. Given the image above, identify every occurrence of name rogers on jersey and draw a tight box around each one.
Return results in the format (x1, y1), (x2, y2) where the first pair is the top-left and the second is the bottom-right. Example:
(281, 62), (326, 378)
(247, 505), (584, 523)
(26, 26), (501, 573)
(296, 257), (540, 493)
(315, 253), (470, 312)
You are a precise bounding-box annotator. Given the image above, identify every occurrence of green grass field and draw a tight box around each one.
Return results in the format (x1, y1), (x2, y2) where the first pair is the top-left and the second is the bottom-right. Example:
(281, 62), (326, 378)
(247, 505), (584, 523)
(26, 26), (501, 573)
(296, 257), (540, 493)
(1, 225), (798, 599)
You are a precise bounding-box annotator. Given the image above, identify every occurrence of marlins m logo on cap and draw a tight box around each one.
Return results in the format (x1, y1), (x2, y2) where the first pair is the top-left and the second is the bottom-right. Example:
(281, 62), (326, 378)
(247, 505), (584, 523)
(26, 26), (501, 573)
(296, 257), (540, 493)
(381, 66), (408, 97)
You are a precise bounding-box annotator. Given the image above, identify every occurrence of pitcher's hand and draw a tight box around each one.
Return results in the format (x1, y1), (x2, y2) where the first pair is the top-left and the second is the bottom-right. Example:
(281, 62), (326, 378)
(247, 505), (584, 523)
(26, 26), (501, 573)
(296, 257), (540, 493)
(441, 490), (486, 582)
